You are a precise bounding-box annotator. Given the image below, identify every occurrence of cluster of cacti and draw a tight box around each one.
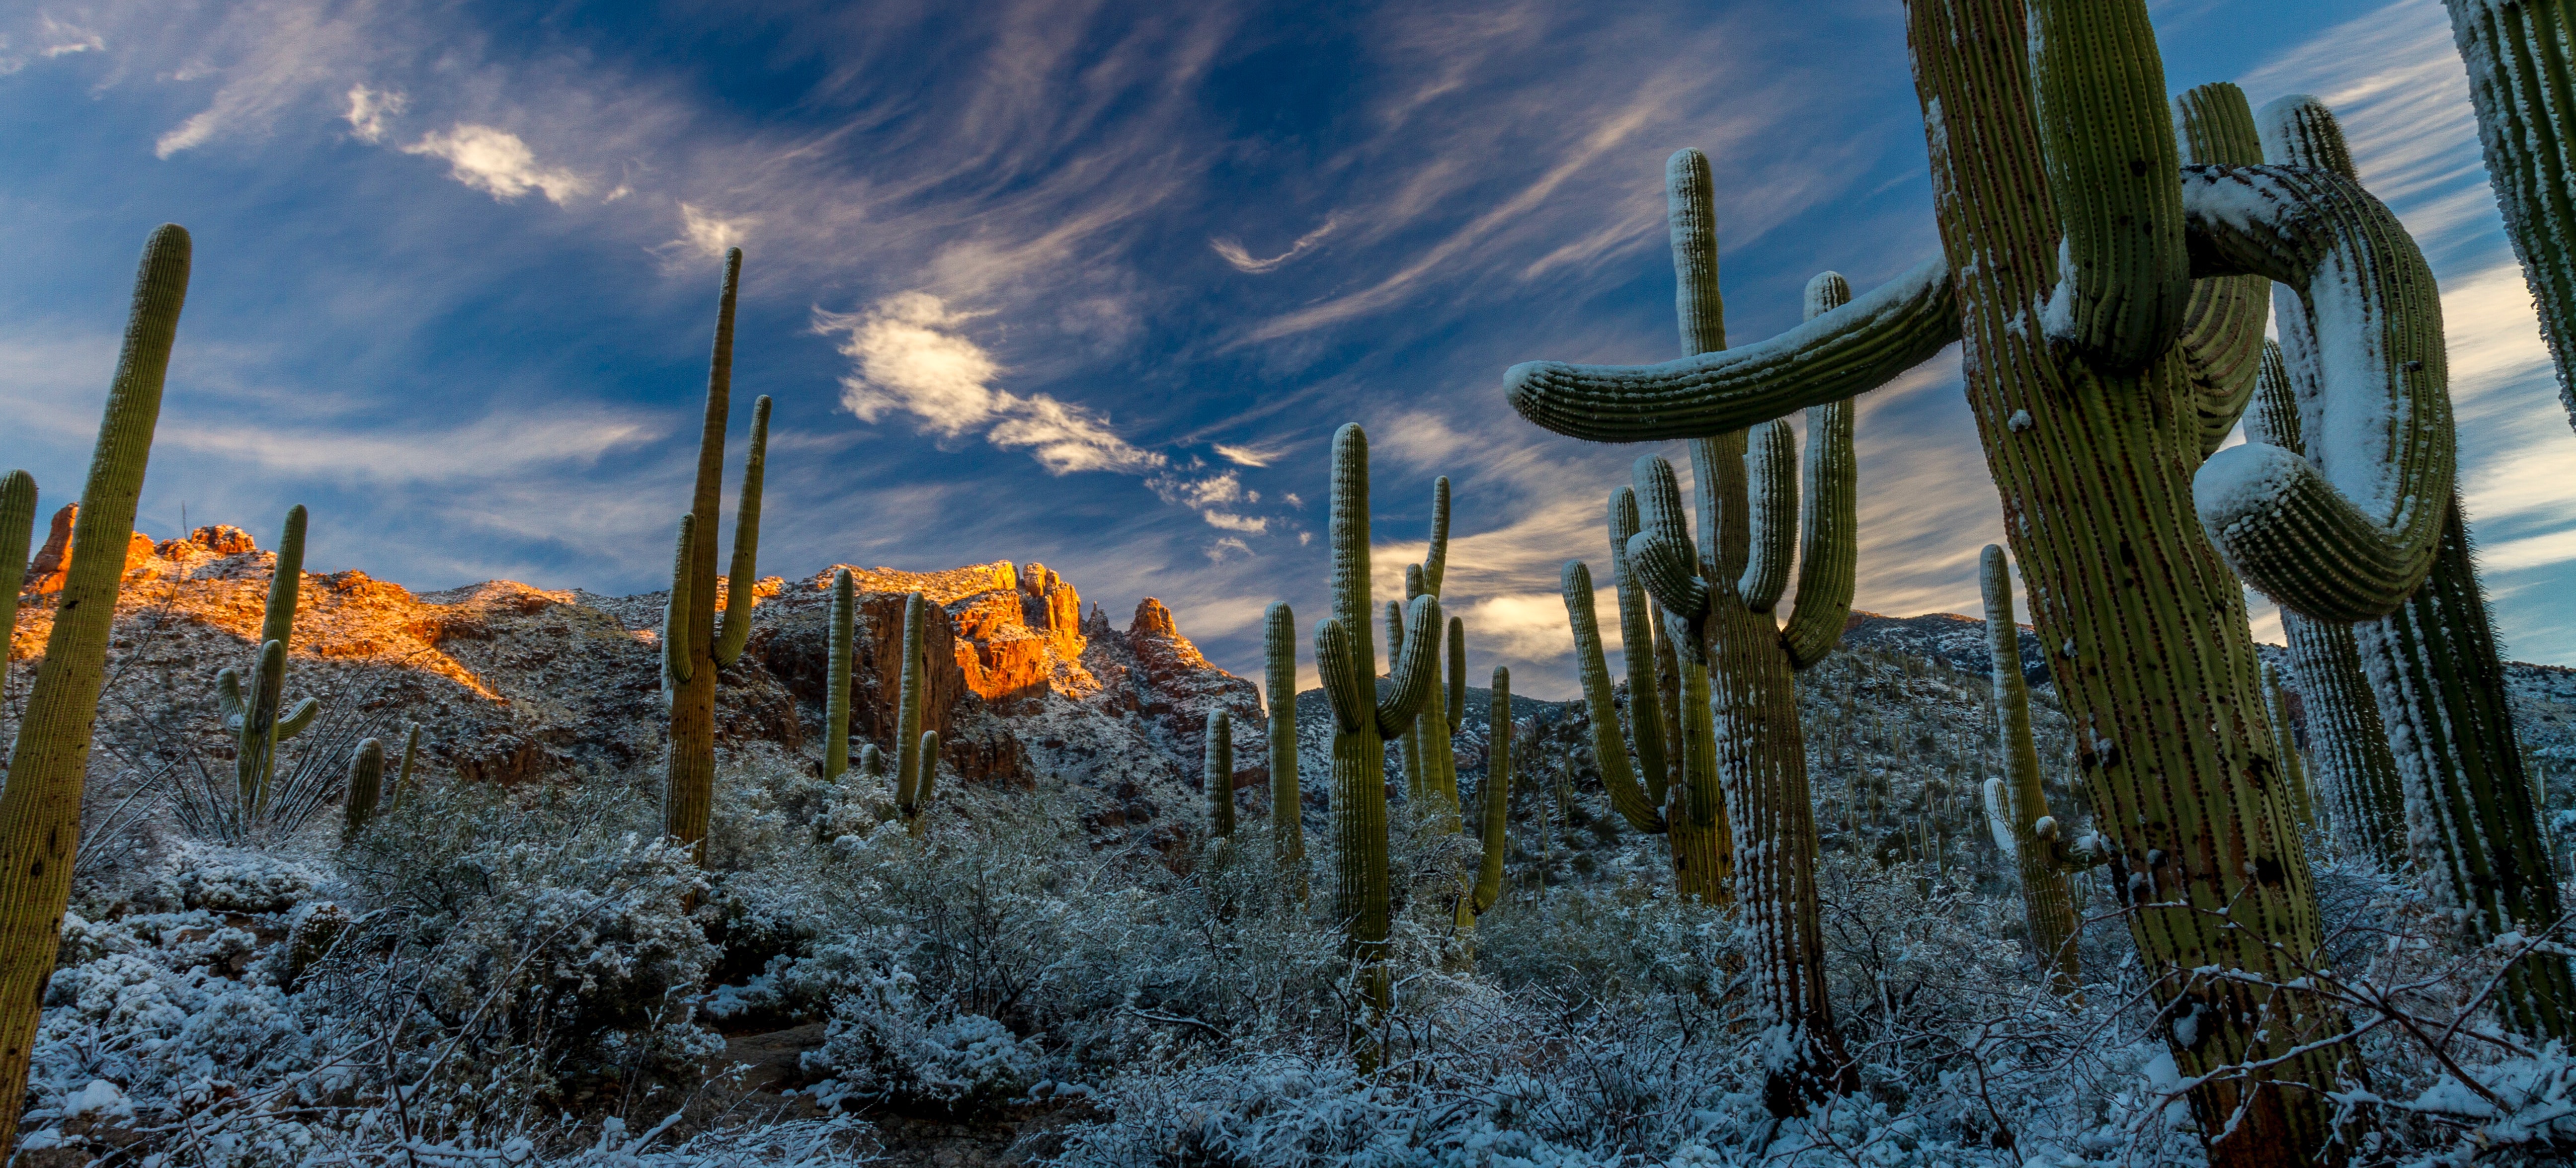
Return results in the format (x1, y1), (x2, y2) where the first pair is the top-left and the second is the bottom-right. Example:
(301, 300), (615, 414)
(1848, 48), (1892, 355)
(661, 246), (770, 861)
(0, 223), (188, 1150)
(216, 506), (322, 815)
(2443, 0), (2576, 434)
(1263, 602), (1306, 898)
(1978, 545), (2102, 999)
(1312, 423), (1442, 1026)
(1205, 709), (1235, 837)
(2224, 95), (2574, 1043)
(1503, 1), (2432, 1151)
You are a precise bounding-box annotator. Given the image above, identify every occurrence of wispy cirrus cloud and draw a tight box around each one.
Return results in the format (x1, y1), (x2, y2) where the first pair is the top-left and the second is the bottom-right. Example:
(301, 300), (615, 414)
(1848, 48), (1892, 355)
(1210, 217), (1336, 273)
(402, 124), (589, 204)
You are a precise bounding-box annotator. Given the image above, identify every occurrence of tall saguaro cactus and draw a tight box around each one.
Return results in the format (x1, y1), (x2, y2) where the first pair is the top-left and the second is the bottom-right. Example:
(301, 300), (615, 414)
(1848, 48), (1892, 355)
(2238, 94), (2573, 1043)
(217, 506), (322, 813)
(1205, 709), (1235, 837)
(824, 569), (855, 782)
(1464, 667), (1512, 921)
(891, 592), (937, 834)
(0, 224), (188, 1153)
(0, 471), (36, 690)
(2247, 340), (2409, 870)
(1264, 602), (1305, 894)
(1499, 1), (2445, 1155)
(662, 247), (770, 860)
(1314, 424), (1442, 1021)
(2443, 0), (2576, 433)
(1981, 545), (2099, 998)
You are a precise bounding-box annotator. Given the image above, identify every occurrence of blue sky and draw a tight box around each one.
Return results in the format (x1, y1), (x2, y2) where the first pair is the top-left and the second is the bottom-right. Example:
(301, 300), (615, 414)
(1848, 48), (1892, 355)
(2, 0), (2569, 699)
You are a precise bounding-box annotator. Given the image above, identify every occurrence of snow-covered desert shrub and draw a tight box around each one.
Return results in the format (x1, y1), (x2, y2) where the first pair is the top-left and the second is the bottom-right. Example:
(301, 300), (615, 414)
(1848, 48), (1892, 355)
(801, 964), (1048, 1112)
(142, 838), (325, 913)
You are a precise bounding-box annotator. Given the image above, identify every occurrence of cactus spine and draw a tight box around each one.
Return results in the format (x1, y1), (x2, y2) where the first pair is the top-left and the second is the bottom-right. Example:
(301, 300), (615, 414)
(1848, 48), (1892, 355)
(0, 471), (32, 690)
(2256, 95), (2574, 1042)
(662, 247), (769, 861)
(1314, 423), (1441, 1023)
(824, 569), (855, 781)
(216, 506), (322, 812)
(2246, 339), (2410, 871)
(1503, 1), (2450, 1150)
(0, 224), (187, 1152)
(1205, 709), (1235, 837)
(1982, 545), (2098, 998)
(1264, 602), (1305, 894)
(2443, 0), (2576, 433)
(343, 737), (385, 841)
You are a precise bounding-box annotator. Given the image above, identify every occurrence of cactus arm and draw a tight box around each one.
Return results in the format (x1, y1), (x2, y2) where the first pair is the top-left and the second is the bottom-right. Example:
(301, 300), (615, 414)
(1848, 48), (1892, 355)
(1984, 544), (2081, 994)
(1421, 477), (1450, 596)
(1206, 709), (1236, 837)
(1445, 617), (1466, 735)
(342, 737), (385, 841)
(1649, 612), (1684, 813)
(894, 592), (927, 812)
(1469, 667), (1512, 916)
(1264, 601), (1305, 880)
(1606, 488), (1673, 799)
(1559, 561), (1665, 834)
(1779, 398), (1857, 671)
(2181, 162), (2455, 622)
(1385, 600), (1420, 797)
(713, 395), (769, 667)
(2027, 0), (2188, 371)
(238, 639), (286, 806)
(0, 472), (30, 681)
(1626, 456), (1712, 624)
(2441, 0), (2576, 433)
(1505, 256), (1958, 443)
(689, 248), (742, 644)
(261, 505), (307, 654)
(825, 568), (854, 781)
(1739, 419), (1796, 612)
(1690, 431), (1751, 585)
(275, 697), (321, 742)
(1328, 425), (1377, 685)
(216, 667), (247, 729)
(2172, 83), (2271, 458)
(1669, 148), (1728, 354)
(0, 225), (186, 1150)
(1375, 593), (1442, 737)
(660, 515), (694, 700)
(906, 730), (939, 836)
(1315, 619), (1367, 733)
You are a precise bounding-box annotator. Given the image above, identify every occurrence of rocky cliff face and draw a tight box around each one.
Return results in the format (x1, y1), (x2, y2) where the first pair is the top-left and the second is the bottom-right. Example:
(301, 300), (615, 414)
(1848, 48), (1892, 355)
(5, 529), (1268, 839)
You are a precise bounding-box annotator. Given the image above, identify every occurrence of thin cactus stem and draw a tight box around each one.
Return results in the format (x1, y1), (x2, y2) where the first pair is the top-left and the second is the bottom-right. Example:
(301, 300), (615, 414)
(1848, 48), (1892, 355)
(825, 569), (854, 781)
(1265, 602), (1306, 897)
(1206, 709), (1235, 837)
(387, 723), (421, 814)
(1607, 488), (1673, 807)
(894, 592), (928, 814)
(0, 471), (30, 693)
(0, 224), (187, 1154)
(1984, 545), (2084, 999)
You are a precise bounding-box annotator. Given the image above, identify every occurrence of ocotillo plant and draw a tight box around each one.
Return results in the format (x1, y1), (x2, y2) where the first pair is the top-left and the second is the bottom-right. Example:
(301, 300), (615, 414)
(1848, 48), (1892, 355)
(1981, 545), (2100, 999)
(2247, 340), (2408, 869)
(0, 223), (187, 1154)
(662, 247), (770, 862)
(342, 737), (385, 841)
(1264, 602), (1305, 895)
(1313, 423), (1441, 1021)
(2443, 0), (2576, 433)
(216, 506), (322, 813)
(1205, 709), (1235, 837)
(2235, 93), (2572, 1043)
(1503, 1), (2437, 1151)
(824, 569), (855, 781)
(0, 471), (34, 689)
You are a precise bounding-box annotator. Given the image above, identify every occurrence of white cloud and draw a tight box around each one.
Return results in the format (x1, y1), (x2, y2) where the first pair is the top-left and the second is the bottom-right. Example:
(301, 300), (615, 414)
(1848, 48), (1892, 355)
(1212, 441), (1287, 467)
(1202, 511), (1268, 533)
(39, 18), (103, 57)
(672, 202), (754, 258)
(1210, 217), (1337, 274)
(1205, 536), (1254, 562)
(162, 405), (664, 483)
(343, 84), (404, 143)
(402, 124), (588, 204)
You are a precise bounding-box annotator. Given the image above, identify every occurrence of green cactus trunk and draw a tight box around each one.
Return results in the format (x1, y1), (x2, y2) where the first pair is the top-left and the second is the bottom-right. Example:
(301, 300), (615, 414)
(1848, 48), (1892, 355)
(1206, 709), (1235, 837)
(1452, 667), (1514, 945)
(0, 472), (31, 682)
(343, 737), (385, 842)
(1265, 602), (1306, 899)
(223, 506), (318, 812)
(825, 569), (854, 781)
(893, 592), (931, 825)
(906, 730), (940, 839)
(2443, 0), (2576, 433)
(0, 224), (187, 1154)
(1982, 546), (2088, 999)
(387, 723), (422, 814)
(662, 247), (768, 862)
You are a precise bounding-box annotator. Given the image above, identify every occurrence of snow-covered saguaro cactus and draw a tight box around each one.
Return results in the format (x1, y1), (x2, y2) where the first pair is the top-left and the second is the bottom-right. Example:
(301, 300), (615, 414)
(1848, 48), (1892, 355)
(2247, 341), (2409, 870)
(0, 224), (187, 1154)
(0, 471), (34, 690)
(824, 569), (855, 782)
(216, 506), (322, 814)
(1263, 602), (1306, 897)
(2172, 82), (2273, 457)
(1503, 2), (2411, 1153)
(661, 247), (770, 862)
(2443, 0), (2576, 433)
(1313, 423), (1441, 1026)
(1205, 709), (1235, 837)
(1982, 546), (2101, 999)
(342, 737), (386, 841)
(2249, 94), (2573, 1042)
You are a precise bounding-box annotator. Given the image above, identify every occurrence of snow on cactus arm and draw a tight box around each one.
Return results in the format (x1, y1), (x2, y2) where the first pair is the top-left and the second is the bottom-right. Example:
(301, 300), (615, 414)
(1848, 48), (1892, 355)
(1504, 256), (1958, 442)
(2028, 0), (2190, 371)
(2180, 162), (2453, 622)
(2171, 82), (2271, 457)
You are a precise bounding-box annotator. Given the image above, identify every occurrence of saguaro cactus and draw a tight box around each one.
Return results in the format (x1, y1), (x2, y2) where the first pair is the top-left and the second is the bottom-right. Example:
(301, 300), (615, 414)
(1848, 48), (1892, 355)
(1981, 545), (2100, 998)
(1464, 667), (1512, 922)
(2260, 664), (2313, 829)
(900, 730), (940, 837)
(216, 506), (322, 812)
(662, 247), (770, 861)
(1393, 481), (1461, 823)
(1314, 423), (1442, 1019)
(1501, 2), (2436, 1153)
(342, 737), (386, 841)
(0, 224), (188, 1152)
(824, 569), (855, 781)
(1205, 709), (1235, 837)
(1264, 602), (1305, 893)
(2247, 340), (2409, 870)
(892, 592), (929, 816)
(2443, 0), (2576, 433)
(0, 472), (32, 686)
(387, 723), (422, 814)
(2238, 94), (2573, 1042)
